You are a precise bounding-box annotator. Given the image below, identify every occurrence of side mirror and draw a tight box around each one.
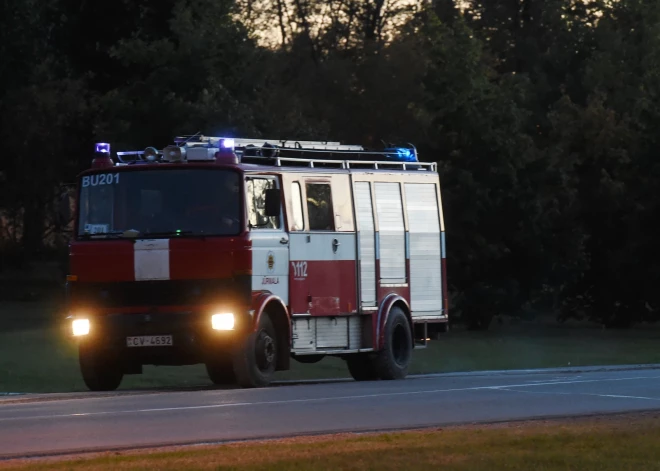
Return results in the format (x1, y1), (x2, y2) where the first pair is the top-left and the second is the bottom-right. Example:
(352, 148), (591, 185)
(264, 188), (281, 217)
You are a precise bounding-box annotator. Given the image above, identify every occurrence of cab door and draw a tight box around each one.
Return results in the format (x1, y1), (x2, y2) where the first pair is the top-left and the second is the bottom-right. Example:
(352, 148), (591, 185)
(247, 175), (289, 305)
(287, 175), (357, 316)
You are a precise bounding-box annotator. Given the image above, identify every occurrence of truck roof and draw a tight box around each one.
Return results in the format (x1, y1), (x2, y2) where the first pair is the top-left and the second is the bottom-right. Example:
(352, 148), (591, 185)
(83, 135), (438, 176)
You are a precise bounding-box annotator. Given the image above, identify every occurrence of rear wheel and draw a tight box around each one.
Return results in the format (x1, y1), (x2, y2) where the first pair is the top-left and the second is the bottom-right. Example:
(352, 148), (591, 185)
(232, 314), (278, 388)
(79, 344), (124, 391)
(374, 307), (413, 380)
(346, 354), (379, 381)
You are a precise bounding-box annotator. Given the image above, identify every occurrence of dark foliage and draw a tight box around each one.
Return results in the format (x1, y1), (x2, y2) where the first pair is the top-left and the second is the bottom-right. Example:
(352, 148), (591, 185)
(1, 0), (658, 328)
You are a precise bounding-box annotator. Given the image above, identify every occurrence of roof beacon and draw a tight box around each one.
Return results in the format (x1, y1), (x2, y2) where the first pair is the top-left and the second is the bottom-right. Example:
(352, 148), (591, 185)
(215, 138), (239, 165)
(95, 143), (110, 154)
(384, 147), (417, 162)
(92, 142), (113, 168)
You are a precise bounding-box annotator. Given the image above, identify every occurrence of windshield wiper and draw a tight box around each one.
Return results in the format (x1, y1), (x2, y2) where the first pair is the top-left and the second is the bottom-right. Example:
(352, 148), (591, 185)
(80, 229), (203, 239)
(137, 230), (195, 238)
(79, 231), (125, 239)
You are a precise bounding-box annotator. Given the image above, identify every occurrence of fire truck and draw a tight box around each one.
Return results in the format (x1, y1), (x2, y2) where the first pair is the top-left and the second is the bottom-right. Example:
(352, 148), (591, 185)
(65, 136), (448, 391)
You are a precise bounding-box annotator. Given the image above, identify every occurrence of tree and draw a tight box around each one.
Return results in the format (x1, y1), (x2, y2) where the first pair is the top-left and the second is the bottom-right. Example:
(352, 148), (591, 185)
(0, 0), (91, 261)
(93, 0), (260, 148)
(559, 0), (660, 327)
(403, 10), (537, 328)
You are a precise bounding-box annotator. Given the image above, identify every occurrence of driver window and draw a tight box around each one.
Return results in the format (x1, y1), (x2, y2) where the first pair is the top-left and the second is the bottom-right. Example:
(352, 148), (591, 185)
(306, 183), (334, 231)
(247, 177), (280, 229)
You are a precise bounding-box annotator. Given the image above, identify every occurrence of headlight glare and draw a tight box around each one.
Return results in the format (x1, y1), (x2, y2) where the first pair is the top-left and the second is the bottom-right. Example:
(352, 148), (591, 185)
(72, 318), (90, 336)
(211, 313), (235, 331)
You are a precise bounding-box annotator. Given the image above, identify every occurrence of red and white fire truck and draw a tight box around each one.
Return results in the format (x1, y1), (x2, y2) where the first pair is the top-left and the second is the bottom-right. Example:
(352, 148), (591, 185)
(65, 136), (448, 391)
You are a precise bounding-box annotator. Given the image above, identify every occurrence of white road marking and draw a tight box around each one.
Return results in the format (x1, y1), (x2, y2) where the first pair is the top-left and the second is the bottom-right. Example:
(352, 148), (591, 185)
(486, 375), (660, 390)
(496, 387), (660, 402)
(1, 375), (659, 422)
(598, 394), (660, 400)
(526, 376), (580, 383)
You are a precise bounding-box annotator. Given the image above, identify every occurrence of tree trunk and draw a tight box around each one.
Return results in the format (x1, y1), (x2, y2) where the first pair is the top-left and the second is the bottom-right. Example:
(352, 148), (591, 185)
(364, 0), (386, 42)
(276, 0), (288, 47)
(293, 0), (318, 63)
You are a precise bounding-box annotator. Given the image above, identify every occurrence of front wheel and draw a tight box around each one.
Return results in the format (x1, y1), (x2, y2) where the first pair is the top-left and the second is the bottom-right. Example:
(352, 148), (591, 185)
(232, 314), (278, 388)
(79, 344), (124, 391)
(374, 306), (413, 380)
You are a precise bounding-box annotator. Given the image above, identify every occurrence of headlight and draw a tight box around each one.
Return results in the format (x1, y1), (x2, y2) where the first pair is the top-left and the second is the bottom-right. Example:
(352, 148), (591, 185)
(211, 313), (235, 331)
(72, 318), (90, 336)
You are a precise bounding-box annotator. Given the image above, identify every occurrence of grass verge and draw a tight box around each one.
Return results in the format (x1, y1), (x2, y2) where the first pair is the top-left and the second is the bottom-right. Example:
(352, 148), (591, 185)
(2, 412), (660, 470)
(2, 302), (660, 393)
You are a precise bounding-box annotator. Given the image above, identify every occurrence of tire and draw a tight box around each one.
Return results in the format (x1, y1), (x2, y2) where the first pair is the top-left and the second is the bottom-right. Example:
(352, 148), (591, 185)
(79, 344), (124, 391)
(205, 352), (236, 385)
(232, 314), (278, 388)
(345, 354), (379, 381)
(374, 306), (413, 380)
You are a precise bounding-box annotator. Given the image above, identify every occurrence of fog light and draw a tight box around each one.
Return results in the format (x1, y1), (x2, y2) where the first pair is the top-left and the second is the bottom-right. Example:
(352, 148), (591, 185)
(211, 313), (234, 331)
(72, 318), (90, 336)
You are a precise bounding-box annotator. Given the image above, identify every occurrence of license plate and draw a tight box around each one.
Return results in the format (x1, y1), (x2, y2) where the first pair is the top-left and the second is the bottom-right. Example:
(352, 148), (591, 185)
(126, 335), (173, 347)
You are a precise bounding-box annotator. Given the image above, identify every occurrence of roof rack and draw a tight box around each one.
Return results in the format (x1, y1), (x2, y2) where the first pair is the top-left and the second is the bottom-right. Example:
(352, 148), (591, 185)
(114, 135), (437, 172)
(176, 135), (437, 172)
(241, 155), (437, 172)
(174, 135), (365, 152)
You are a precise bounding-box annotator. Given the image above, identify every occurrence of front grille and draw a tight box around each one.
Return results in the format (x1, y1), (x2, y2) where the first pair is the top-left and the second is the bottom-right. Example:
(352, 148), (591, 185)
(68, 277), (251, 308)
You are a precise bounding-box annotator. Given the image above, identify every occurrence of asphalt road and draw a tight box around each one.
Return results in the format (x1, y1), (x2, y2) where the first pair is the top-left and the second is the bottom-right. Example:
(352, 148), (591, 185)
(1, 366), (660, 459)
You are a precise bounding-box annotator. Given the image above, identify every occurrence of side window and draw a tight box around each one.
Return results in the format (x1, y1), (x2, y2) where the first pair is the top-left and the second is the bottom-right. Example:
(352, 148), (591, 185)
(247, 177), (280, 229)
(291, 182), (304, 231)
(80, 186), (115, 233)
(306, 183), (334, 231)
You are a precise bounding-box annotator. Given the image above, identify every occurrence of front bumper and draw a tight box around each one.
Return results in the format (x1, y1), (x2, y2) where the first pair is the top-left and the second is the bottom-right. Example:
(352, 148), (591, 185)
(73, 311), (241, 366)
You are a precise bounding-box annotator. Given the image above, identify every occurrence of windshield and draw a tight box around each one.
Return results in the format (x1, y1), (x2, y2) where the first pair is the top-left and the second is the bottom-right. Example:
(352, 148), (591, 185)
(76, 168), (241, 238)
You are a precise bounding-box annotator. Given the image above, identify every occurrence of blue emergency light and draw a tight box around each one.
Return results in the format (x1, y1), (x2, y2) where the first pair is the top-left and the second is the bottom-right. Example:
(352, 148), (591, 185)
(383, 147), (417, 162)
(92, 142), (114, 168)
(95, 142), (111, 154)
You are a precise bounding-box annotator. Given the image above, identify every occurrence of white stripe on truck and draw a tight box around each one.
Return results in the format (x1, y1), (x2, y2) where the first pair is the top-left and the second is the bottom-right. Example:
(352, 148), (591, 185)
(134, 239), (170, 281)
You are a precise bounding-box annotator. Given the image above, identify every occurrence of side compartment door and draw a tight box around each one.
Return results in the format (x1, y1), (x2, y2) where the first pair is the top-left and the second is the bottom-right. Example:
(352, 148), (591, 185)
(247, 176), (289, 305)
(289, 177), (357, 316)
(353, 181), (377, 308)
(405, 182), (442, 317)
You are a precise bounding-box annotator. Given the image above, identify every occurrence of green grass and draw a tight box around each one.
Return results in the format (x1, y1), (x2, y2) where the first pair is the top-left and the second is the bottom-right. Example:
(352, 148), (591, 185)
(3, 414), (660, 470)
(1, 302), (660, 393)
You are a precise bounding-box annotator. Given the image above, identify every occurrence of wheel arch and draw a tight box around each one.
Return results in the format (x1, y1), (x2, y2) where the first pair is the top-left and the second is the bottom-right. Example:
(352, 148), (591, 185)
(251, 291), (291, 371)
(376, 294), (413, 350)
